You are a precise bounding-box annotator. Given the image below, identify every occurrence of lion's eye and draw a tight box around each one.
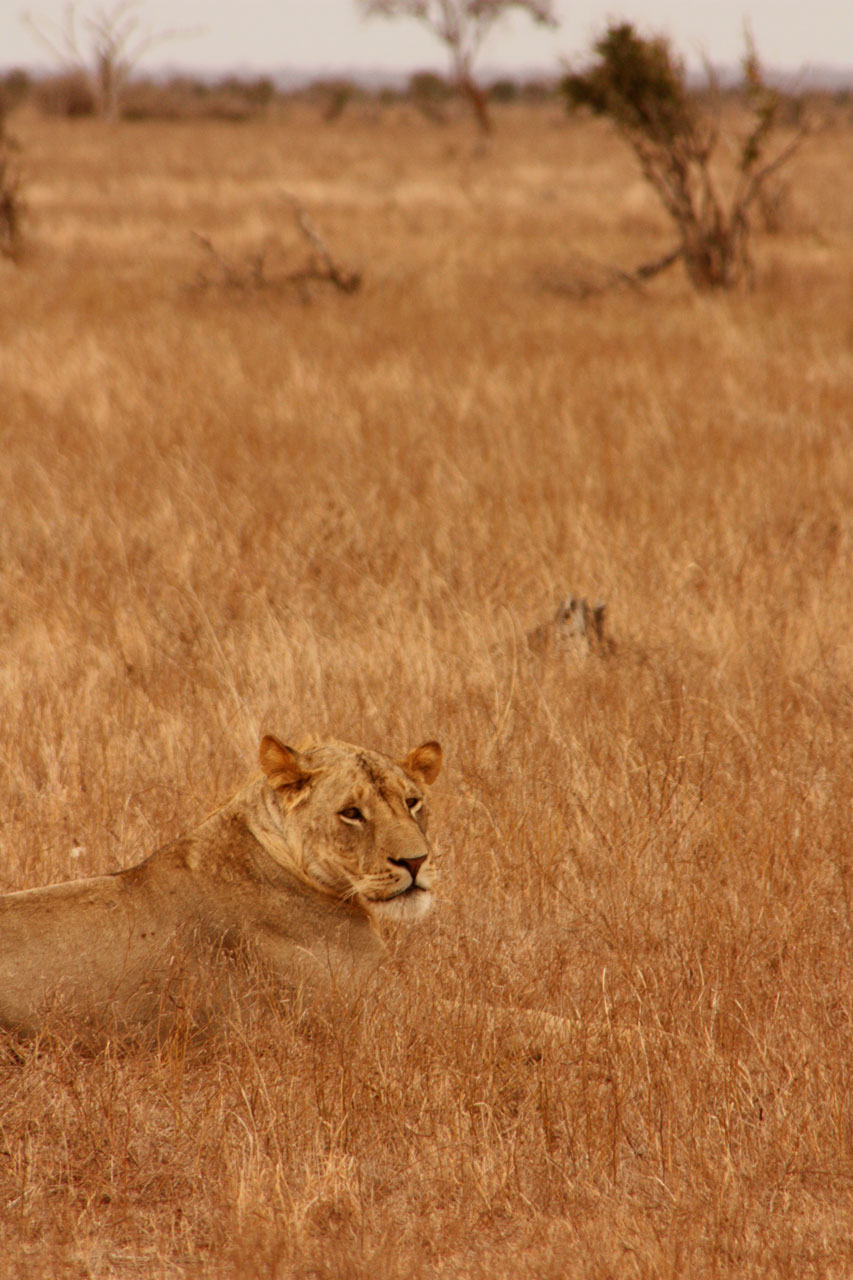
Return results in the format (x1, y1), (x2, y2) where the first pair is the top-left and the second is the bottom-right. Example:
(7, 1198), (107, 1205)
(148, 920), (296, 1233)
(405, 796), (422, 812)
(339, 806), (365, 824)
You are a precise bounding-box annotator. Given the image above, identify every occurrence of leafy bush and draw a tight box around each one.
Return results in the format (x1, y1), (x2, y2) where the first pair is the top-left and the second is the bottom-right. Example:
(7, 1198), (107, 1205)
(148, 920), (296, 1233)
(0, 70), (32, 115)
(562, 23), (806, 289)
(33, 71), (97, 117)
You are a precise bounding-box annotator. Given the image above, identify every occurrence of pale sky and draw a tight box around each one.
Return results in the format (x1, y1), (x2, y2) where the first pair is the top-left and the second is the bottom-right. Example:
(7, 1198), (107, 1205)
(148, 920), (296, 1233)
(3, 1), (852, 76)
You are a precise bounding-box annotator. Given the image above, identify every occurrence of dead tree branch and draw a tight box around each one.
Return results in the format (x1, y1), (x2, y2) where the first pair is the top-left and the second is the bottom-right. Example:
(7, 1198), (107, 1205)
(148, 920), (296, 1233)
(191, 200), (361, 301)
(288, 201), (362, 294)
(543, 246), (682, 299)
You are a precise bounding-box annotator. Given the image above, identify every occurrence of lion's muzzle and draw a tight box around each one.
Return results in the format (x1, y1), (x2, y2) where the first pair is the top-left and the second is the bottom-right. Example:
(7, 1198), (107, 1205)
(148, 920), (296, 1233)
(390, 855), (427, 887)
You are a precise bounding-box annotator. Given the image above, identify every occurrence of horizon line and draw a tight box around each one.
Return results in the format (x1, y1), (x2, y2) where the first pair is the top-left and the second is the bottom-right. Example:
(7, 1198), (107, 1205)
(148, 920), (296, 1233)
(2, 58), (853, 87)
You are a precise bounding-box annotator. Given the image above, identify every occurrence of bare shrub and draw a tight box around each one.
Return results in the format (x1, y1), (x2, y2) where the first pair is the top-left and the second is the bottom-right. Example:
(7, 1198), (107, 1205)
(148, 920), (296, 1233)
(562, 23), (808, 289)
(0, 108), (24, 260)
(23, 1), (197, 120)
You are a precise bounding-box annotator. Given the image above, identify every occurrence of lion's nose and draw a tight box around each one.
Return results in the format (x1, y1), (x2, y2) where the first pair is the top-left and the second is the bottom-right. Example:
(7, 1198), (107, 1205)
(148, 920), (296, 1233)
(391, 855), (427, 885)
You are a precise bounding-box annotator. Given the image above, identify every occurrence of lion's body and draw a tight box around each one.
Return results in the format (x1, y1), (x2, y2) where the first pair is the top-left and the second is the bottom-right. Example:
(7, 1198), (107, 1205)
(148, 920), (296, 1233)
(0, 736), (441, 1036)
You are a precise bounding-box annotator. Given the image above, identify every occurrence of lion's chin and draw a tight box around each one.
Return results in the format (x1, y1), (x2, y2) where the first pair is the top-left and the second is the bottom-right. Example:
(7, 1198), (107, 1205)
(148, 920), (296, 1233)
(370, 888), (433, 923)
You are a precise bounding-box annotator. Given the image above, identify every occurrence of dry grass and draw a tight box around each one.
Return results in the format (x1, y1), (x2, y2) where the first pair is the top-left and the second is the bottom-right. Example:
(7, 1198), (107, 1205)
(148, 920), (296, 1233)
(1, 100), (852, 1277)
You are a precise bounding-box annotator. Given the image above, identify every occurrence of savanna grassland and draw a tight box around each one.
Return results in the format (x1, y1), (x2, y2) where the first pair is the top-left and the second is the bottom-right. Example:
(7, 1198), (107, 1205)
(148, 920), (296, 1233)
(1, 95), (852, 1277)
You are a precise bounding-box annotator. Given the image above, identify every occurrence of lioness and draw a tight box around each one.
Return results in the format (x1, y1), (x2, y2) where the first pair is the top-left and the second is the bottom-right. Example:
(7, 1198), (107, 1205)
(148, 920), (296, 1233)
(0, 734), (442, 1036)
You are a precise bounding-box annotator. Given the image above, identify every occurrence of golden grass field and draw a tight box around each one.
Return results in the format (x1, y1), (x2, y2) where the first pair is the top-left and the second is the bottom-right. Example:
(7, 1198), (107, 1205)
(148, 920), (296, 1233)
(1, 97), (852, 1276)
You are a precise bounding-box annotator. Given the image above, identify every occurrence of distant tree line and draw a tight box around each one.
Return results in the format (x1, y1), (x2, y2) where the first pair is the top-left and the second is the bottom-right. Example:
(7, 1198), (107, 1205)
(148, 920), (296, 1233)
(0, 64), (563, 122)
(1, 61), (828, 126)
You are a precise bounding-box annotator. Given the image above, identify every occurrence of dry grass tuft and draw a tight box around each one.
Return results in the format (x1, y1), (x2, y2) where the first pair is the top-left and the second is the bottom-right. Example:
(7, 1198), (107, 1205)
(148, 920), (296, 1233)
(1, 102), (851, 1276)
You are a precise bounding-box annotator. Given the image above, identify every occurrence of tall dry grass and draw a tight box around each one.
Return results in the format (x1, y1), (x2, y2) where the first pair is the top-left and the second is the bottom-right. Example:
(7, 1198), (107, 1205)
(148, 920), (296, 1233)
(0, 101), (852, 1277)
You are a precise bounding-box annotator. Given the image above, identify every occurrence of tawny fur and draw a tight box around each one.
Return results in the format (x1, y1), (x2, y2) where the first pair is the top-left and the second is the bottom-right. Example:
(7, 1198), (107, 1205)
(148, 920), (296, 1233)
(0, 735), (442, 1036)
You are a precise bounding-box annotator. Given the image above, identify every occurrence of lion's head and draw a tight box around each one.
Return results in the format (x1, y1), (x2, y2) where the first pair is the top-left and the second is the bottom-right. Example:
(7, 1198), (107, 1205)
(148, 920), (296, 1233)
(257, 735), (443, 922)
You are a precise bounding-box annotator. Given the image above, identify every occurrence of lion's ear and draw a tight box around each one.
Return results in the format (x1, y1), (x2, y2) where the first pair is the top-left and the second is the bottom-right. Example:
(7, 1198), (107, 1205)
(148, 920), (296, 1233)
(259, 735), (313, 794)
(401, 741), (442, 787)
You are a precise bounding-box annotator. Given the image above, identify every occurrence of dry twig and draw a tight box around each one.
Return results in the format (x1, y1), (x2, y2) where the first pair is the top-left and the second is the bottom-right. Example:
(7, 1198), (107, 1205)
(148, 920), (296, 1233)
(285, 197), (362, 295)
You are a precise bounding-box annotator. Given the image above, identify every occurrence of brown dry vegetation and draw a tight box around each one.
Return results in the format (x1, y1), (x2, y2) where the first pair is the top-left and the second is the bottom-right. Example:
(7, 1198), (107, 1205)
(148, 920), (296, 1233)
(1, 100), (852, 1277)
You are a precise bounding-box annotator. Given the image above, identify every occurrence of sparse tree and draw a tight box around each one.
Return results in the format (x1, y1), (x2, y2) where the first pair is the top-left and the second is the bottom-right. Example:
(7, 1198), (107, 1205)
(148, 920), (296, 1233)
(562, 23), (807, 290)
(359, 0), (558, 133)
(22, 1), (197, 120)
